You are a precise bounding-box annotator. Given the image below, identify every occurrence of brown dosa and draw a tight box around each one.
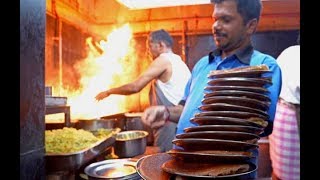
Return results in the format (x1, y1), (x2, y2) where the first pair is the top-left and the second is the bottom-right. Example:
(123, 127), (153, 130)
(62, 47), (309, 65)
(247, 117), (268, 128)
(209, 64), (269, 76)
(139, 153), (172, 180)
(161, 159), (249, 177)
(245, 138), (259, 144)
(169, 149), (253, 156)
(191, 150), (252, 156)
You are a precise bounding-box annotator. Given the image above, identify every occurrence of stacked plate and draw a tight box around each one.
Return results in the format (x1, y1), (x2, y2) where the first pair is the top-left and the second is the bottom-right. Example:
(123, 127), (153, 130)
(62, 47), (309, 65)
(160, 65), (272, 179)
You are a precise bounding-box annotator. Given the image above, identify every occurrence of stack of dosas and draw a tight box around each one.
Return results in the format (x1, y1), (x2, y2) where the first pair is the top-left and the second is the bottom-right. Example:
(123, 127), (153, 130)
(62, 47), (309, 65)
(160, 65), (272, 178)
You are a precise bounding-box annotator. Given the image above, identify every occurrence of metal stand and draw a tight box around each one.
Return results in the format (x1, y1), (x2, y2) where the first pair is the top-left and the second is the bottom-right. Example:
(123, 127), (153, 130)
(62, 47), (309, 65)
(45, 105), (71, 127)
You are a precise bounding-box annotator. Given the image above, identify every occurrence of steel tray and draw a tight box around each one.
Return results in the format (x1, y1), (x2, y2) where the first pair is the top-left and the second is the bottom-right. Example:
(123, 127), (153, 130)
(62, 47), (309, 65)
(45, 135), (116, 173)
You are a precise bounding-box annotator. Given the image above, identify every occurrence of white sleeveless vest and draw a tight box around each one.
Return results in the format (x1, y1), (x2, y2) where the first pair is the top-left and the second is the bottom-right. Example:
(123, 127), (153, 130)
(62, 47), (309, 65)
(155, 52), (191, 105)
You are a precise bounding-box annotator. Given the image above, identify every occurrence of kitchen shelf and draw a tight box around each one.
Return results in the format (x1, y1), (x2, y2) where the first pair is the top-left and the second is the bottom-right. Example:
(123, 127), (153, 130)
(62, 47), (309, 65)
(45, 105), (71, 127)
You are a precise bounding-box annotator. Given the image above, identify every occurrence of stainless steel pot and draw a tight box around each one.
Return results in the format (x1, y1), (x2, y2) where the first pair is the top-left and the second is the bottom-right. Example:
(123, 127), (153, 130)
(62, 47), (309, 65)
(75, 119), (116, 131)
(114, 130), (148, 158)
(100, 113), (127, 131)
(124, 112), (144, 131)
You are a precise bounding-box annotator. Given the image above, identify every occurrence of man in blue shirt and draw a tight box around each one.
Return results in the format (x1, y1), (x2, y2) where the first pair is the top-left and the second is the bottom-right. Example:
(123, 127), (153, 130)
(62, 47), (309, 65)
(142, 0), (281, 138)
(142, 0), (281, 178)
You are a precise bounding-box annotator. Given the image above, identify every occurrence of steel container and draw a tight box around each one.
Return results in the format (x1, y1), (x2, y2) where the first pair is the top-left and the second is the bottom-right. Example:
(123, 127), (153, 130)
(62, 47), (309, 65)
(114, 130), (148, 158)
(100, 113), (127, 131)
(75, 119), (116, 131)
(45, 135), (116, 173)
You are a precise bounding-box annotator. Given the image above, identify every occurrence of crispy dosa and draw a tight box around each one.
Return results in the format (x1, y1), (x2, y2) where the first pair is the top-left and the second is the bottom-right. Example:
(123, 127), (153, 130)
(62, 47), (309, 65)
(177, 150), (253, 156)
(247, 117), (268, 128)
(139, 153), (172, 180)
(161, 159), (250, 177)
(209, 65), (269, 76)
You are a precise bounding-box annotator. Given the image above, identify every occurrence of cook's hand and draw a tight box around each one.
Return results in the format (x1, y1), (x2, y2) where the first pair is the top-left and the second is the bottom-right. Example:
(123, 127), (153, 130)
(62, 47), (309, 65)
(142, 106), (169, 129)
(95, 90), (110, 101)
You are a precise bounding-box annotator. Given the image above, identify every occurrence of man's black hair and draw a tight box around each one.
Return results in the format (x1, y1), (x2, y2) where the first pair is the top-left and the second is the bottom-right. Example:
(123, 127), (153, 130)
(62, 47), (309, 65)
(149, 29), (174, 48)
(211, 0), (262, 24)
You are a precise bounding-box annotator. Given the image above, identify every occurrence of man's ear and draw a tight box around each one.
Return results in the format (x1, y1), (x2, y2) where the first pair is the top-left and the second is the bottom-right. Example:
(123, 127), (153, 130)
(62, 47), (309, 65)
(246, 18), (258, 34)
(159, 41), (166, 49)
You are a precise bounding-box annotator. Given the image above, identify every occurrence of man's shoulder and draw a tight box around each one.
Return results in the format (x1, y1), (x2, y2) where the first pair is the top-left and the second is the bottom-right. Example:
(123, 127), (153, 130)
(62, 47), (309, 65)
(195, 55), (210, 66)
(251, 50), (277, 65)
(283, 45), (300, 52)
(276, 45), (300, 65)
(278, 45), (300, 58)
(158, 52), (189, 69)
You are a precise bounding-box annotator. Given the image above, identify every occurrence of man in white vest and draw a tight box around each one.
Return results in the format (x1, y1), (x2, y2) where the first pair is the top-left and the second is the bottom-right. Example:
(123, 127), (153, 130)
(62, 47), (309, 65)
(95, 29), (191, 152)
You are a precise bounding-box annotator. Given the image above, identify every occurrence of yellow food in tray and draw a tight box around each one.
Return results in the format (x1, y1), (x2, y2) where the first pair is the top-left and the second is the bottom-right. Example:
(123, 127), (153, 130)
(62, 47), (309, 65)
(92, 128), (114, 139)
(45, 127), (113, 154)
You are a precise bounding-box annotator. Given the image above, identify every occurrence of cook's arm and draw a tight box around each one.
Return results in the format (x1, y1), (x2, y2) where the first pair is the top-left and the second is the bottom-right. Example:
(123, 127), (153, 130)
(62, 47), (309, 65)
(166, 104), (184, 123)
(95, 56), (169, 101)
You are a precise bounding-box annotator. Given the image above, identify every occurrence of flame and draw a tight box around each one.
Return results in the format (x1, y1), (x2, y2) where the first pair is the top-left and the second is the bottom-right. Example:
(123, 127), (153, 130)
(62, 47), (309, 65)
(46, 23), (150, 122)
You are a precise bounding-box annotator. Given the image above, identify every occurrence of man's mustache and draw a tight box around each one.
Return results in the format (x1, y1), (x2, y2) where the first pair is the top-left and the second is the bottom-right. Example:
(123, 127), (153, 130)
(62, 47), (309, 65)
(213, 32), (227, 37)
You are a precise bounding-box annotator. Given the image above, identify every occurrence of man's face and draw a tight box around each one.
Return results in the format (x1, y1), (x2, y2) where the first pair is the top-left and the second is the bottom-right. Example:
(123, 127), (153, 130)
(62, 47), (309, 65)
(212, 0), (248, 51)
(147, 38), (160, 59)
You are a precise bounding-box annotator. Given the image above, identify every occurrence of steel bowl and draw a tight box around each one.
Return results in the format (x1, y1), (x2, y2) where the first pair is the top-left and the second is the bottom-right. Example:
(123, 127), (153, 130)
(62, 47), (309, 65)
(114, 130), (149, 158)
(84, 158), (140, 180)
(75, 119), (116, 131)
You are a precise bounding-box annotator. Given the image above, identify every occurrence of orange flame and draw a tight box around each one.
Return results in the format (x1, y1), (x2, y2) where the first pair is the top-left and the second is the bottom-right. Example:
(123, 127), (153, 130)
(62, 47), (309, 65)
(47, 23), (150, 122)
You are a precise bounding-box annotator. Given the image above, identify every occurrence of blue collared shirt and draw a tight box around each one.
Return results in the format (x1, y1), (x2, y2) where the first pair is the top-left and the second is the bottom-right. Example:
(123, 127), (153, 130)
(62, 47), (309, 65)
(176, 47), (282, 137)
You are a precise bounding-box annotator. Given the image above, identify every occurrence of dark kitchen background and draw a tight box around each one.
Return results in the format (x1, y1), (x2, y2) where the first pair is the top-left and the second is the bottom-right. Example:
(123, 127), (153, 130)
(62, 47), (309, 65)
(20, 0), (300, 179)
